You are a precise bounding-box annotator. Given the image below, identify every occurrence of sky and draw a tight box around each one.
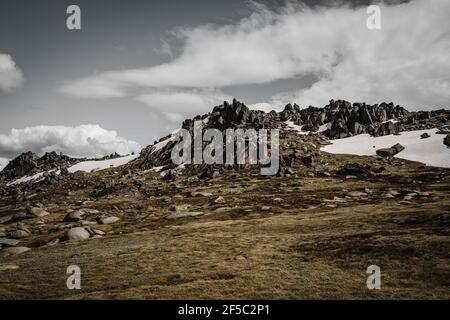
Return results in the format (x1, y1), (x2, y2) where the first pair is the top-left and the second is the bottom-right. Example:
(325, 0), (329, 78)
(0, 0), (449, 168)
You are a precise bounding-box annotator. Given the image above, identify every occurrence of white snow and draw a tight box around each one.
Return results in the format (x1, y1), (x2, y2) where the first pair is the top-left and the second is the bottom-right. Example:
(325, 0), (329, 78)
(382, 119), (399, 124)
(0, 158), (9, 171)
(68, 154), (139, 173)
(8, 154), (139, 185)
(285, 121), (332, 135)
(285, 121), (309, 135)
(152, 128), (181, 153)
(7, 170), (56, 186)
(318, 122), (333, 133)
(321, 128), (450, 168)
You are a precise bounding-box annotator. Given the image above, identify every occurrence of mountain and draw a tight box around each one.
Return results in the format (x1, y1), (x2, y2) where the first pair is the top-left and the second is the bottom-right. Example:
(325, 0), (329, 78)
(0, 99), (449, 299)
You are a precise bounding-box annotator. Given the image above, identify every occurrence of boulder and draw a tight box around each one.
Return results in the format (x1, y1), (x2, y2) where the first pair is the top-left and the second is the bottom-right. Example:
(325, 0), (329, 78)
(376, 148), (397, 157)
(66, 227), (90, 241)
(376, 143), (405, 157)
(420, 133), (431, 139)
(63, 211), (83, 222)
(392, 143), (405, 153)
(444, 134), (450, 147)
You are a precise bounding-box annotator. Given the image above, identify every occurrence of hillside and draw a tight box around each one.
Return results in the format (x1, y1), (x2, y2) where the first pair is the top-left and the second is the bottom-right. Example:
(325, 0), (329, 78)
(0, 99), (449, 299)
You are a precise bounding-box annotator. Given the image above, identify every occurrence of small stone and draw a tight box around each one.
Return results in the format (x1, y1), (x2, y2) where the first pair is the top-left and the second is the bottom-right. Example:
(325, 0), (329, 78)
(260, 206), (272, 211)
(191, 191), (213, 197)
(0, 238), (20, 246)
(0, 247), (30, 257)
(170, 204), (191, 212)
(63, 211), (83, 222)
(10, 229), (31, 239)
(44, 239), (60, 247)
(92, 229), (105, 235)
(211, 196), (226, 204)
(13, 212), (28, 220)
(28, 207), (49, 218)
(347, 191), (368, 197)
(97, 216), (120, 224)
(165, 212), (204, 220)
(0, 215), (14, 224)
(0, 264), (20, 271)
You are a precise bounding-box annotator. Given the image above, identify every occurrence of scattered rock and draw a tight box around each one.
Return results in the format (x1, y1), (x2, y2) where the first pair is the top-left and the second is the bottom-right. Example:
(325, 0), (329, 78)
(0, 264), (20, 271)
(0, 238), (20, 246)
(63, 211), (83, 222)
(170, 204), (191, 212)
(165, 212), (204, 220)
(92, 229), (105, 235)
(28, 207), (49, 218)
(66, 227), (90, 241)
(376, 143), (405, 157)
(420, 133), (430, 139)
(191, 191), (213, 197)
(211, 196), (226, 204)
(0, 246), (30, 257)
(0, 215), (14, 224)
(347, 191), (368, 197)
(97, 216), (120, 225)
(10, 229), (31, 239)
(44, 239), (60, 247)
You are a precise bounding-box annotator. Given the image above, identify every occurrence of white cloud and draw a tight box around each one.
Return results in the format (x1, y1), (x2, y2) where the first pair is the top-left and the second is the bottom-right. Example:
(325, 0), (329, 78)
(0, 157), (9, 171)
(60, 0), (450, 111)
(0, 52), (24, 92)
(136, 88), (230, 123)
(0, 125), (141, 159)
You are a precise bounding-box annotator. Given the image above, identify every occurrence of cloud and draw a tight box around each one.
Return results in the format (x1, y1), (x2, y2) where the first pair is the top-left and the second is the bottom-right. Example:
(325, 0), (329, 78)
(136, 88), (230, 123)
(0, 52), (24, 92)
(0, 125), (141, 159)
(0, 157), (9, 171)
(60, 0), (450, 111)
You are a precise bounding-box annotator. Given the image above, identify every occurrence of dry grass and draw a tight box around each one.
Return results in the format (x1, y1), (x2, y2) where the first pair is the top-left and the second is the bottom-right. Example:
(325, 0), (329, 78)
(0, 155), (449, 299)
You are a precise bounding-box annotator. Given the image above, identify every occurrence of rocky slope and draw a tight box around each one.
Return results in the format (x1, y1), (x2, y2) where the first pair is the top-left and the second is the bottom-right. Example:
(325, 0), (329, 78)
(0, 99), (449, 299)
(132, 98), (450, 178)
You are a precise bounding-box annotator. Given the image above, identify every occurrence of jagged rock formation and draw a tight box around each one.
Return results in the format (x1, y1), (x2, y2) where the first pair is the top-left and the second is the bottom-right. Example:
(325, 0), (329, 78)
(131, 99), (449, 176)
(0, 151), (79, 181)
(281, 100), (449, 139)
(2, 98), (449, 185)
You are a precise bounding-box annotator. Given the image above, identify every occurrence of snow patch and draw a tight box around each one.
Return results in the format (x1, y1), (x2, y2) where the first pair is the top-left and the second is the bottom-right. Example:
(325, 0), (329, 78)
(68, 154), (139, 173)
(8, 154), (139, 185)
(152, 128), (181, 153)
(321, 128), (450, 168)
(285, 121), (309, 135)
